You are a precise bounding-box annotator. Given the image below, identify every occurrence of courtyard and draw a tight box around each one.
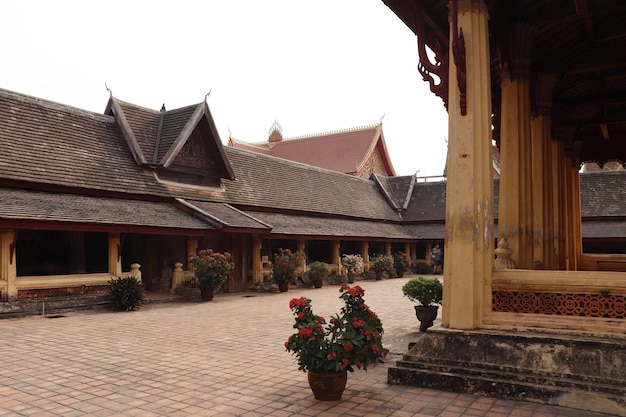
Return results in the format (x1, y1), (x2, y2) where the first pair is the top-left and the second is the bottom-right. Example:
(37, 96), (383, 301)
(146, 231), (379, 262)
(0, 276), (614, 416)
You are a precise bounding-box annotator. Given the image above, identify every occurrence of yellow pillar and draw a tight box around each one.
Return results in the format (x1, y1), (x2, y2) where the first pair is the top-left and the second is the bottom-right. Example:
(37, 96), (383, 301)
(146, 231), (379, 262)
(550, 140), (566, 269)
(252, 235), (262, 283)
(187, 238), (199, 271)
(297, 240), (306, 271)
(497, 23), (536, 269)
(361, 242), (369, 271)
(531, 73), (558, 269)
(384, 243), (392, 257)
(332, 241), (341, 275)
(1, 230), (17, 300)
(108, 233), (122, 278)
(442, 0), (494, 329)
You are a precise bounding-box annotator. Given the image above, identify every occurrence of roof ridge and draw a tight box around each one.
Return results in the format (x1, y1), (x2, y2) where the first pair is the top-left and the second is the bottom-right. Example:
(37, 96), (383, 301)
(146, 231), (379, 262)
(283, 123), (381, 142)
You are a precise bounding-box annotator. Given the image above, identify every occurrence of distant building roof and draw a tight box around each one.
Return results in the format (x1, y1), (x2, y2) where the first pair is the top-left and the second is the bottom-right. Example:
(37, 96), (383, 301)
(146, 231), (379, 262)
(228, 123), (396, 177)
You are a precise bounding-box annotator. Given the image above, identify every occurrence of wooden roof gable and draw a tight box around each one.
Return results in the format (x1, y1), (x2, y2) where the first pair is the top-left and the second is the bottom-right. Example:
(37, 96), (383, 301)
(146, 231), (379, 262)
(105, 97), (234, 181)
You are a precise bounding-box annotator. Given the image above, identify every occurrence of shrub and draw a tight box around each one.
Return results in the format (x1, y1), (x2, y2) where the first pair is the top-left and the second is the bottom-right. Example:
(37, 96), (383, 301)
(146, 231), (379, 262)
(393, 251), (411, 272)
(109, 276), (145, 311)
(414, 262), (433, 275)
(371, 254), (394, 271)
(308, 261), (331, 281)
(402, 277), (443, 306)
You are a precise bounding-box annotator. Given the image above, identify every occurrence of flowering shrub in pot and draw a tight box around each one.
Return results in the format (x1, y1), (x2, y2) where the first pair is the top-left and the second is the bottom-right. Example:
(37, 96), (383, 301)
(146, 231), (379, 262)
(285, 285), (388, 400)
(272, 248), (305, 291)
(393, 251), (411, 277)
(189, 249), (234, 300)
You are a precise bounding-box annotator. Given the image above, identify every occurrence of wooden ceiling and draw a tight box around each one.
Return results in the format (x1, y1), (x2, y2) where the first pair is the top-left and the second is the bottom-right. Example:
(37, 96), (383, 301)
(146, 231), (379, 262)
(382, 0), (626, 168)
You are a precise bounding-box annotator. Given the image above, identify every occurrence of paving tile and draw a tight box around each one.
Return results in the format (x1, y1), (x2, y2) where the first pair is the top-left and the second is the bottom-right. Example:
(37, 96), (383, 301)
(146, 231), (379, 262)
(0, 277), (619, 417)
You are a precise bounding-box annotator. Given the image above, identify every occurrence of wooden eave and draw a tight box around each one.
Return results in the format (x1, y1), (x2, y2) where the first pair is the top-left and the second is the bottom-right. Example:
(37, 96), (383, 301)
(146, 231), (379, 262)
(382, 0), (626, 168)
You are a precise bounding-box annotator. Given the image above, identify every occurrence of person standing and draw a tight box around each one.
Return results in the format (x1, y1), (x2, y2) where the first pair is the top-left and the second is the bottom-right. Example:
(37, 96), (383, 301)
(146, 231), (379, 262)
(431, 244), (443, 274)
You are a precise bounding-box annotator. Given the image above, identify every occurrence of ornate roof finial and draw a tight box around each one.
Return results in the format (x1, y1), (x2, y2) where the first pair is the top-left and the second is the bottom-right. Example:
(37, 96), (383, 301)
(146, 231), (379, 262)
(105, 83), (112, 99)
(268, 120), (283, 143)
(160, 103), (166, 112)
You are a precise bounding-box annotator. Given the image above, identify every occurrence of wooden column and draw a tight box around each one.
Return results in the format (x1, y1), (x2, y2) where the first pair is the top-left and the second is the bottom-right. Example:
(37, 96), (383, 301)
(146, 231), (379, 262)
(531, 74), (558, 269)
(297, 240), (307, 271)
(252, 235), (262, 283)
(564, 163), (582, 270)
(361, 242), (369, 271)
(442, 0), (494, 329)
(497, 23), (536, 269)
(384, 243), (392, 257)
(108, 233), (122, 278)
(1, 229), (17, 300)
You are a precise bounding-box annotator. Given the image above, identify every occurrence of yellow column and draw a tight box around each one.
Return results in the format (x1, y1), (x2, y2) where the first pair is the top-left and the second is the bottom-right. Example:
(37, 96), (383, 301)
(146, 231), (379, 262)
(108, 233), (122, 278)
(531, 74), (558, 269)
(297, 240), (307, 271)
(1, 230), (17, 300)
(361, 242), (369, 271)
(384, 243), (392, 257)
(497, 23), (536, 269)
(252, 235), (262, 283)
(332, 241), (341, 275)
(443, 0), (493, 329)
(404, 243), (411, 267)
(550, 140), (566, 269)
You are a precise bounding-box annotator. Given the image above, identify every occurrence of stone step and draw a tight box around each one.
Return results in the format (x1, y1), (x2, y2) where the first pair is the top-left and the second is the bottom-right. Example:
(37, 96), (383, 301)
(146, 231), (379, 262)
(391, 358), (626, 397)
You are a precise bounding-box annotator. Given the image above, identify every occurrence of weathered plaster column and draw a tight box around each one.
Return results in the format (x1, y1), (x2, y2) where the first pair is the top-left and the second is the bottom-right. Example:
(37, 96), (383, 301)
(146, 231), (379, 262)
(564, 163), (582, 270)
(384, 243), (392, 257)
(531, 74), (558, 269)
(187, 238), (199, 269)
(442, 0), (494, 329)
(1, 229), (17, 300)
(297, 240), (307, 271)
(361, 242), (369, 271)
(252, 235), (262, 283)
(550, 140), (566, 269)
(404, 243), (411, 266)
(498, 23), (536, 269)
(108, 233), (122, 278)
(332, 241), (341, 275)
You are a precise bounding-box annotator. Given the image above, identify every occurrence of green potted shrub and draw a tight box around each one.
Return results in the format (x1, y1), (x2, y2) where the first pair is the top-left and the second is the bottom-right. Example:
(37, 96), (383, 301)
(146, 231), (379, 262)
(402, 277), (443, 332)
(341, 254), (363, 283)
(308, 261), (330, 288)
(371, 254), (394, 280)
(393, 251), (411, 278)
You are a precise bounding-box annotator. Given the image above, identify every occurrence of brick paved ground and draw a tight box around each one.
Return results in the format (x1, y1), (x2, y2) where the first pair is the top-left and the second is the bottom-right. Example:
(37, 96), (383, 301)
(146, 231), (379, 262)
(0, 276), (616, 416)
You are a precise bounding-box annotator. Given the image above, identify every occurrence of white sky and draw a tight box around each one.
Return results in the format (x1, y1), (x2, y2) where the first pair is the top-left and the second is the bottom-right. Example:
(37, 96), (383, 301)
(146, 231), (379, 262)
(0, 0), (449, 177)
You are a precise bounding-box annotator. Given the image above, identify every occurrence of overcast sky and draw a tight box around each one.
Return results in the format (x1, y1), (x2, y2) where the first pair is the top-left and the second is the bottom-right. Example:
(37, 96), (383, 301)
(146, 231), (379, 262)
(0, 0), (449, 177)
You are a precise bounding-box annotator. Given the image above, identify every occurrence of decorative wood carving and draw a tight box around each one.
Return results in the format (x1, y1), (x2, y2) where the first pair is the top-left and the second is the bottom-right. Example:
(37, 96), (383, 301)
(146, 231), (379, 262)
(493, 291), (626, 319)
(451, 0), (467, 116)
(413, 1), (449, 109)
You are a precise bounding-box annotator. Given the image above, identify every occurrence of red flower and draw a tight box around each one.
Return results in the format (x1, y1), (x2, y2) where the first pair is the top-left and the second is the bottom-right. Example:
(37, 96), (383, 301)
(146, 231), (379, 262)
(298, 328), (313, 339)
(343, 343), (354, 352)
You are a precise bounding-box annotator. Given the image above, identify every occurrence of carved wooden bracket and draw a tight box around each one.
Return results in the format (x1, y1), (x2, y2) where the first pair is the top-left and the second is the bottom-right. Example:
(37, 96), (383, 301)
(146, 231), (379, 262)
(451, 0), (467, 116)
(413, 1), (449, 109)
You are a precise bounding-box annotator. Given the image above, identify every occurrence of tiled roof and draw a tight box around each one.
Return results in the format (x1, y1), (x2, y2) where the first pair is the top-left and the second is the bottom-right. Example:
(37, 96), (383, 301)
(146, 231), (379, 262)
(178, 200), (270, 231)
(580, 171), (626, 218)
(582, 220), (626, 239)
(229, 124), (396, 176)
(245, 211), (415, 239)
(0, 188), (211, 230)
(0, 88), (167, 196)
(220, 147), (402, 221)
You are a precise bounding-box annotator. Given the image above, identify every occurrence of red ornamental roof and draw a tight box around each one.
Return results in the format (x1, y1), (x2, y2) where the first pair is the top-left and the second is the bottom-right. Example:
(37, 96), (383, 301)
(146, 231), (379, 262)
(229, 124), (397, 177)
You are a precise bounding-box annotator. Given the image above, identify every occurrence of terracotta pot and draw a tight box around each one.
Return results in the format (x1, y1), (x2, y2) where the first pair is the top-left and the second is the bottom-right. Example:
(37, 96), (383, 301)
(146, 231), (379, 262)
(396, 270), (405, 278)
(414, 305), (439, 332)
(307, 370), (347, 401)
(375, 270), (384, 280)
(278, 281), (290, 292)
(313, 279), (323, 288)
(200, 289), (215, 301)
(347, 272), (356, 283)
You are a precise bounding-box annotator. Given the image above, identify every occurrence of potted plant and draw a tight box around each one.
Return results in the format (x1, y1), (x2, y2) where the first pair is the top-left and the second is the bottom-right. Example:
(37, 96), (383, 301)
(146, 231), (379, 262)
(402, 277), (443, 332)
(393, 251), (411, 278)
(371, 254), (394, 280)
(308, 261), (330, 288)
(189, 249), (234, 301)
(341, 254), (363, 283)
(285, 285), (388, 401)
(272, 248), (305, 292)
